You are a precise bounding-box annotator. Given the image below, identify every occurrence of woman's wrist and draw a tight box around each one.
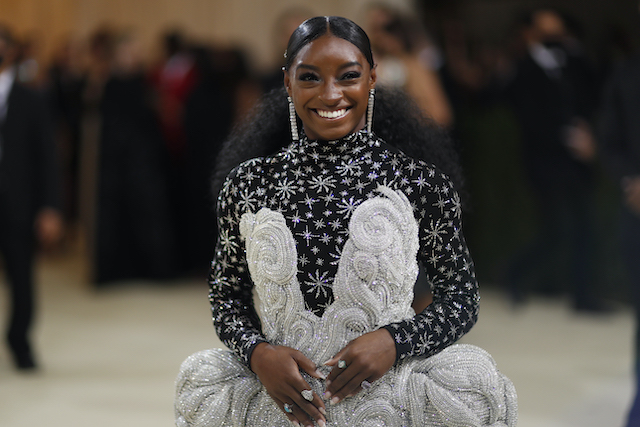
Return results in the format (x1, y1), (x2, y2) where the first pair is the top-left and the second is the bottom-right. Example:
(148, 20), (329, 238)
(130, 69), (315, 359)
(249, 342), (271, 373)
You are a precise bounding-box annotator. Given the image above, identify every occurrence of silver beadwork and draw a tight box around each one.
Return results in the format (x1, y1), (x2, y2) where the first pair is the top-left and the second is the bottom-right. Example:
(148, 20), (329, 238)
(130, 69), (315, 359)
(288, 96), (299, 141)
(301, 389), (313, 401)
(366, 88), (375, 134)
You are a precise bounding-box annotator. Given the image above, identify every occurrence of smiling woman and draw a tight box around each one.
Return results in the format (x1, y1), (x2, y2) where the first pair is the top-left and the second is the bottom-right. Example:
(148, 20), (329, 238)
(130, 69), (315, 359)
(283, 19), (375, 141)
(175, 16), (517, 427)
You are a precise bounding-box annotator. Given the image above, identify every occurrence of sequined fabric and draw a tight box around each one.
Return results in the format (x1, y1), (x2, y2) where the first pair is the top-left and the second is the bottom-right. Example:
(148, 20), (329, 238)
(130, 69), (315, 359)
(176, 344), (517, 426)
(175, 131), (517, 426)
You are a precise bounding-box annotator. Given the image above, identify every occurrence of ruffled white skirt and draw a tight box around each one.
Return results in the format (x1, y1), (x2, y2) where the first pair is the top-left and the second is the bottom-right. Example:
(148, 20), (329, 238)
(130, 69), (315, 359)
(175, 343), (517, 427)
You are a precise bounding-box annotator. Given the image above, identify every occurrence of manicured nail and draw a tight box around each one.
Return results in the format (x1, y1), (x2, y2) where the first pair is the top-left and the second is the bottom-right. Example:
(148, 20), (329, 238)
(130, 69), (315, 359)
(291, 421), (299, 427)
(315, 369), (327, 379)
(330, 396), (340, 405)
(324, 391), (332, 400)
(322, 359), (331, 366)
(318, 420), (327, 427)
(319, 407), (326, 416)
(325, 379), (331, 386)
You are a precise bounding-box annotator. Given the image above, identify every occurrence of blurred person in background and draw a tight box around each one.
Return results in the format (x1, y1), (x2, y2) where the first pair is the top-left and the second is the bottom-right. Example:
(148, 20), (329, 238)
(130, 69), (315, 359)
(150, 30), (197, 162)
(15, 32), (44, 88)
(94, 31), (174, 283)
(598, 3), (640, 423)
(84, 27), (115, 108)
(208, 46), (261, 127)
(366, 4), (453, 128)
(180, 43), (234, 274)
(149, 29), (198, 274)
(503, 8), (603, 312)
(48, 37), (87, 231)
(0, 24), (63, 370)
(261, 7), (313, 93)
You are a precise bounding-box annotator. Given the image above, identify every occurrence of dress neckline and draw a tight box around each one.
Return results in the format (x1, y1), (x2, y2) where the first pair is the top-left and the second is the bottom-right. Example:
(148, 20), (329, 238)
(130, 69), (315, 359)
(295, 129), (379, 156)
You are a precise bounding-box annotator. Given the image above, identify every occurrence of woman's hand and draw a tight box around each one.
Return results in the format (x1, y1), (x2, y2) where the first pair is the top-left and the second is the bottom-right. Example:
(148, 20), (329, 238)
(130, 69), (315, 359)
(323, 329), (396, 405)
(250, 343), (327, 427)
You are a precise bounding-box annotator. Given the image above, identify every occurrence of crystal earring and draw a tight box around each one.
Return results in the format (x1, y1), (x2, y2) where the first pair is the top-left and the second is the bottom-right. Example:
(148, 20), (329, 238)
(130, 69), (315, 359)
(288, 96), (299, 141)
(366, 88), (375, 134)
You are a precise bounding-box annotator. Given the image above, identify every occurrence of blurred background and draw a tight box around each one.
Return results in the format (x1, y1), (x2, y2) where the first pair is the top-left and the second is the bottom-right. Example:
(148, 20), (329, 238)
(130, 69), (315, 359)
(0, 0), (639, 426)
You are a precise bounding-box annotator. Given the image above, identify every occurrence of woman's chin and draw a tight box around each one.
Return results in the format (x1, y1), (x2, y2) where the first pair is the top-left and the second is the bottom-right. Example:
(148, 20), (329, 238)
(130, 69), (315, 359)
(304, 124), (363, 141)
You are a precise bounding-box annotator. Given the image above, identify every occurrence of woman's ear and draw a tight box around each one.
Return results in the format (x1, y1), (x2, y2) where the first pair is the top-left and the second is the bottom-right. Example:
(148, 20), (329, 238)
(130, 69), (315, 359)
(369, 65), (377, 90)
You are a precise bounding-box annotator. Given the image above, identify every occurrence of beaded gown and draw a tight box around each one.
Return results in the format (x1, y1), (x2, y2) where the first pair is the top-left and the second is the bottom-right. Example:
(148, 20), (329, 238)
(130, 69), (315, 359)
(175, 130), (517, 427)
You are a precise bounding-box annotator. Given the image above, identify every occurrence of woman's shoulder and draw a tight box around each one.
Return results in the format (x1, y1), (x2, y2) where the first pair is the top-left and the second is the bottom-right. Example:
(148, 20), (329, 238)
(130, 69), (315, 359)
(375, 134), (455, 190)
(219, 143), (294, 195)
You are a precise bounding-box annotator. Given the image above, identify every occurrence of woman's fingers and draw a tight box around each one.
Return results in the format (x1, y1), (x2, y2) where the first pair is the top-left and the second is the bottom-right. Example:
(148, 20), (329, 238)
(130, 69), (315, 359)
(324, 329), (396, 402)
(323, 361), (370, 404)
(273, 397), (301, 426)
(293, 351), (327, 380)
(330, 372), (372, 404)
(253, 345), (327, 425)
(276, 386), (327, 427)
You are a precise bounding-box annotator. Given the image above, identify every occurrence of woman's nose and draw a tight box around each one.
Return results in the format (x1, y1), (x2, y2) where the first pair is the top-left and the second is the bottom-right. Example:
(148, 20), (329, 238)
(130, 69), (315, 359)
(319, 80), (341, 104)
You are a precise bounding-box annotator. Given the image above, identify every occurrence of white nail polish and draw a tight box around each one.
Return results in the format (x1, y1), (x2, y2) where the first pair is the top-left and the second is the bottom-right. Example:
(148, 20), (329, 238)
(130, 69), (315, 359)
(330, 396), (339, 405)
(318, 420), (327, 427)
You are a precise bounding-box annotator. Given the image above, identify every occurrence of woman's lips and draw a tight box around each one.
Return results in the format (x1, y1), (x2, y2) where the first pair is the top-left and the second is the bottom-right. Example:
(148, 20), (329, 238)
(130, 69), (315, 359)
(315, 108), (348, 119)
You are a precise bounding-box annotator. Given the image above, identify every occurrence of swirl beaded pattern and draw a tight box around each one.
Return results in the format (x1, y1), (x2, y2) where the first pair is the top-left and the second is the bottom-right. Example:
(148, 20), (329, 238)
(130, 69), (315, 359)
(175, 131), (517, 426)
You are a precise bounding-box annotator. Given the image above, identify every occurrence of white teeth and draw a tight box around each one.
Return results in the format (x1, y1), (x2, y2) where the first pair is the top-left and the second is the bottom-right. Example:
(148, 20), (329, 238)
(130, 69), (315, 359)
(317, 109), (347, 119)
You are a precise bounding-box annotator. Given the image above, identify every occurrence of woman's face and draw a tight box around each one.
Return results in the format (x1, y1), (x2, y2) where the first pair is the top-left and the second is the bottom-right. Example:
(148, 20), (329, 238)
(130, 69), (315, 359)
(284, 34), (376, 141)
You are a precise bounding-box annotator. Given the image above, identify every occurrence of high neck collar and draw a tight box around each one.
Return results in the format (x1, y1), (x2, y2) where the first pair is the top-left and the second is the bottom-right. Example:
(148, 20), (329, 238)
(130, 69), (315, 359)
(299, 129), (373, 147)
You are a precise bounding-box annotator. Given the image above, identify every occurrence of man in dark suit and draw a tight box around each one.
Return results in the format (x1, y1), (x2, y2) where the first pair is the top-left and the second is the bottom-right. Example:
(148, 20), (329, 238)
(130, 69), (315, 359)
(505, 9), (602, 311)
(0, 24), (62, 370)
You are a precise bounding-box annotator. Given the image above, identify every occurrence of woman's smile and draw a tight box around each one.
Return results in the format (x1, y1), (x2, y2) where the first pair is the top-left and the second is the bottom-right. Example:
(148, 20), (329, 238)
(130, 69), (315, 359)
(315, 108), (349, 119)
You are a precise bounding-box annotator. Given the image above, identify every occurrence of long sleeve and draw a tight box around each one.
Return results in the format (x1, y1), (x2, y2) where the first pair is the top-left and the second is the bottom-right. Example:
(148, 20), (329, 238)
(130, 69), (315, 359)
(382, 167), (479, 361)
(208, 161), (268, 367)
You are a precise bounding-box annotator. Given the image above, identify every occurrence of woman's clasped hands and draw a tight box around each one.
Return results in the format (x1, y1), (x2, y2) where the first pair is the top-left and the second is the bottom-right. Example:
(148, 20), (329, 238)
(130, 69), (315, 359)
(250, 329), (396, 427)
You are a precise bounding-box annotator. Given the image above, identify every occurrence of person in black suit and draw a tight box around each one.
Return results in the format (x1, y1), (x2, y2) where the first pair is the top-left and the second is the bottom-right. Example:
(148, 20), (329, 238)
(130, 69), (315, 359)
(504, 9), (602, 311)
(0, 24), (62, 370)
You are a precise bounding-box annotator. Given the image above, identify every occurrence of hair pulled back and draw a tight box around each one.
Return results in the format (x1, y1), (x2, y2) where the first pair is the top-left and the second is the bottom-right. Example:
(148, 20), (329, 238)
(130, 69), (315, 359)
(284, 16), (374, 70)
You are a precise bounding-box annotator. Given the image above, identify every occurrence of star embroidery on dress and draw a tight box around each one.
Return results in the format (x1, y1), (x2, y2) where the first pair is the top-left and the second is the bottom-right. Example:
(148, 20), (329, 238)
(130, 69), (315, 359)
(297, 226), (317, 246)
(309, 174), (337, 193)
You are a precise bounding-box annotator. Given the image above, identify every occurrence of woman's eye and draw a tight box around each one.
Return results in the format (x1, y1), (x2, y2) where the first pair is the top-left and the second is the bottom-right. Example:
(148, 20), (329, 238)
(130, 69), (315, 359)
(299, 73), (319, 82)
(341, 71), (361, 80)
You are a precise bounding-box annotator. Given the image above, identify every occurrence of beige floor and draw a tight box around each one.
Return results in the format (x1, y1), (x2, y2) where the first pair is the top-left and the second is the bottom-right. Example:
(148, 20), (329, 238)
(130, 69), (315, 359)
(0, 250), (635, 427)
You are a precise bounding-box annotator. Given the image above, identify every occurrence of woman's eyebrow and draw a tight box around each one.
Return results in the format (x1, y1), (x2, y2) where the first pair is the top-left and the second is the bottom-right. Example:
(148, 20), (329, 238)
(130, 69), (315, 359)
(296, 61), (363, 72)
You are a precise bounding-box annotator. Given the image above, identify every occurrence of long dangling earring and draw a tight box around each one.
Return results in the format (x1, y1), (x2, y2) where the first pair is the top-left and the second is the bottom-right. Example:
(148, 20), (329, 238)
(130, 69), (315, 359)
(366, 88), (375, 134)
(288, 96), (299, 141)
